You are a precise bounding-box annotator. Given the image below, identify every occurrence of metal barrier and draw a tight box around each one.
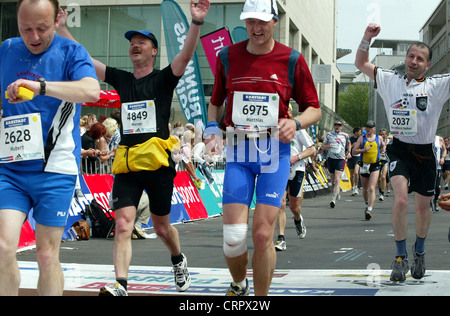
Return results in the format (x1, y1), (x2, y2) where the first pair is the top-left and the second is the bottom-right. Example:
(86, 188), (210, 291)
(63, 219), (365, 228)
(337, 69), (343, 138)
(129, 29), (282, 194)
(80, 156), (226, 175)
(79, 156), (114, 175)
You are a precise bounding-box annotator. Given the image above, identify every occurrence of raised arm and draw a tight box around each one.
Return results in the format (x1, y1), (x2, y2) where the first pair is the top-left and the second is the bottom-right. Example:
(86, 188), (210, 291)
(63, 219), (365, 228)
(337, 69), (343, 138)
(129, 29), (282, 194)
(171, 0), (210, 77)
(355, 23), (381, 80)
(56, 7), (107, 81)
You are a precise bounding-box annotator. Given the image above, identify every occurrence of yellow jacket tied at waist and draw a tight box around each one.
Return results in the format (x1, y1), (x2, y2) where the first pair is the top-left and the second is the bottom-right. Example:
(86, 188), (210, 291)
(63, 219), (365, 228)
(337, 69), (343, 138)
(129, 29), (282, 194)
(112, 136), (179, 175)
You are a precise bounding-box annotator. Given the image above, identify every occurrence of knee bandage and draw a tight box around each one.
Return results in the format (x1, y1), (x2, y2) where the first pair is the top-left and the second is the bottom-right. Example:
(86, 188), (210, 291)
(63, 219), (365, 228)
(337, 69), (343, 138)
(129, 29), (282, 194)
(223, 224), (248, 258)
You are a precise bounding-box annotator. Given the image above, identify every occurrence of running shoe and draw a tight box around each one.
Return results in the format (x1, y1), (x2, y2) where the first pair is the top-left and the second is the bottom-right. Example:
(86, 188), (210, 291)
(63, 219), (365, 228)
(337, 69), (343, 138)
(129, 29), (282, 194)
(99, 282), (129, 296)
(379, 194), (384, 201)
(330, 199), (336, 208)
(390, 256), (409, 282)
(225, 278), (250, 296)
(410, 245), (426, 279)
(364, 208), (372, 220)
(172, 253), (191, 292)
(274, 238), (286, 251)
(295, 216), (306, 239)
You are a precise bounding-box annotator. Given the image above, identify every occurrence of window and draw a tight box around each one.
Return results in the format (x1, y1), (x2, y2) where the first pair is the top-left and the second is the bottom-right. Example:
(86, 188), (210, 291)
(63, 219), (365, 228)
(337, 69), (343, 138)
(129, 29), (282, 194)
(1, 3), (19, 42)
(68, 6), (162, 78)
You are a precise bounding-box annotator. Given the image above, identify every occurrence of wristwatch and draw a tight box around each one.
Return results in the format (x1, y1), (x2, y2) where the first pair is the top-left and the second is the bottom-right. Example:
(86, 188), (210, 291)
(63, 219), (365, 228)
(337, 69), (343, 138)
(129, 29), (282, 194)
(297, 153), (302, 160)
(292, 118), (301, 131)
(38, 77), (46, 95)
(192, 19), (204, 25)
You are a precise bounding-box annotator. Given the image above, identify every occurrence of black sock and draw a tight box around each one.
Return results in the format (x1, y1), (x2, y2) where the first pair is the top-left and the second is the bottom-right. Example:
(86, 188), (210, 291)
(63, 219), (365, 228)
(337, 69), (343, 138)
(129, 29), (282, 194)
(117, 278), (127, 290)
(171, 253), (183, 265)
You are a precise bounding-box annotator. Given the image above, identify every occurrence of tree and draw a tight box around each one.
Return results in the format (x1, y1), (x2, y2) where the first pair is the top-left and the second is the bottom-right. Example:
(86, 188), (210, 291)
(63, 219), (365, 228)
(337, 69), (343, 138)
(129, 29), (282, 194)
(338, 83), (369, 128)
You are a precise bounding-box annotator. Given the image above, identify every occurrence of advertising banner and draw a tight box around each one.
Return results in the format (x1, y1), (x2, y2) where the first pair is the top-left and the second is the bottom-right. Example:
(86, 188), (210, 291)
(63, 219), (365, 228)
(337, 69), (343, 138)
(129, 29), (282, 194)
(172, 171), (207, 220)
(195, 169), (223, 216)
(200, 27), (233, 76)
(18, 164), (331, 248)
(161, 0), (208, 130)
(82, 174), (114, 212)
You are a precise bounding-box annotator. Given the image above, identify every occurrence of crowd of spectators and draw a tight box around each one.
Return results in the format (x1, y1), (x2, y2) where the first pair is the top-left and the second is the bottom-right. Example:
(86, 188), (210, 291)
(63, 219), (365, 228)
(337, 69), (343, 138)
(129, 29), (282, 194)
(80, 109), (121, 173)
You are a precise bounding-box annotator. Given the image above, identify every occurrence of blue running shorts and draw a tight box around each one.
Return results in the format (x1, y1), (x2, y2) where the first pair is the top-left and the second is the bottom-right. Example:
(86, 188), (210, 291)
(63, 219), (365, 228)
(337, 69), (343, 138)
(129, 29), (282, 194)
(223, 137), (290, 208)
(0, 166), (76, 227)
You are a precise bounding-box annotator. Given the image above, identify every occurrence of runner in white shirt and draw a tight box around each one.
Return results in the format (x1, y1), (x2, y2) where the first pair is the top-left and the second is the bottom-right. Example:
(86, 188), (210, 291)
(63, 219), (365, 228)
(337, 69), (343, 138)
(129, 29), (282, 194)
(321, 120), (351, 208)
(275, 107), (315, 250)
(356, 23), (450, 282)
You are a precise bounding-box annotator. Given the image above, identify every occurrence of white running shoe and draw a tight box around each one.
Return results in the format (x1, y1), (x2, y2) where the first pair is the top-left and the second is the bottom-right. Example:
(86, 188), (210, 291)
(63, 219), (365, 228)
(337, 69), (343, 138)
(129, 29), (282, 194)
(172, 253), (191, 292)
(99, 282), (129, 296)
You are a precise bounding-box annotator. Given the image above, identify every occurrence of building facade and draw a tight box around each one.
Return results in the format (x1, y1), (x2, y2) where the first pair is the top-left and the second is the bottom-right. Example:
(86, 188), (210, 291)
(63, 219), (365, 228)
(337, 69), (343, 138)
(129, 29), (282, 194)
(0, 0), (339, 129)
(421, 0), (450, 137)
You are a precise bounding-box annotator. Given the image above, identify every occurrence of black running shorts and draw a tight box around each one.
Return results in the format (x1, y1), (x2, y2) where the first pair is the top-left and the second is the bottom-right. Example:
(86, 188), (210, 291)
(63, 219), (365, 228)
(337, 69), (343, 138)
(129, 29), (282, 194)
(111, 167), (176, 216)
(386, 138), (436, 197)
(287, 170), (305, 198)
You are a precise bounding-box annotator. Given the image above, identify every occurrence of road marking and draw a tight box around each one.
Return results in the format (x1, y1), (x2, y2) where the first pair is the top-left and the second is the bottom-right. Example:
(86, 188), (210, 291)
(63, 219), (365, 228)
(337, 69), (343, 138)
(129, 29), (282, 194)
(18, 261), (450, 296)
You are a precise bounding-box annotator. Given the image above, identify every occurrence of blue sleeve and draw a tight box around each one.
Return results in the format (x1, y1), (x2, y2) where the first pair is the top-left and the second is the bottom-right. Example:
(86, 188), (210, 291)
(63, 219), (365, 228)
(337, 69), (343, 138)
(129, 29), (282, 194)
(65, 41), (97, 82)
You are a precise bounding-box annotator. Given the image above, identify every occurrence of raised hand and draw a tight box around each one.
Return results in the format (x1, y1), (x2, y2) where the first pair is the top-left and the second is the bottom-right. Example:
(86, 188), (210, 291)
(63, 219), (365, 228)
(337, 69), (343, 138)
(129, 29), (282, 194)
(190, 0), (210, 22)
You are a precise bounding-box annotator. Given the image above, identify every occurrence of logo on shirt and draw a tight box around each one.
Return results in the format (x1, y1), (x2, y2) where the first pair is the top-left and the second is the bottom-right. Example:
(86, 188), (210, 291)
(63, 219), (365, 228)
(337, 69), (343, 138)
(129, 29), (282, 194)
(416, 96), (428, 111)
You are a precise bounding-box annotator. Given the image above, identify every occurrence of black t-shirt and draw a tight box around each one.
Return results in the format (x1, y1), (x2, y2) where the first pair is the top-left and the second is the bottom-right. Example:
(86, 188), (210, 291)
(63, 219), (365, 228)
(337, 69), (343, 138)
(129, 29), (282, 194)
(81, 133), (95, 150)
(350, 136), (359, 158)
(104, 65), (181, 147)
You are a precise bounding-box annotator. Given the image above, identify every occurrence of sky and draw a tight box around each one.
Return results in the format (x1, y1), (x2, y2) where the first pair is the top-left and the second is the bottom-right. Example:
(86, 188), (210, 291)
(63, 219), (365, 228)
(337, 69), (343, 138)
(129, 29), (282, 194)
(337, 0), (442, 64)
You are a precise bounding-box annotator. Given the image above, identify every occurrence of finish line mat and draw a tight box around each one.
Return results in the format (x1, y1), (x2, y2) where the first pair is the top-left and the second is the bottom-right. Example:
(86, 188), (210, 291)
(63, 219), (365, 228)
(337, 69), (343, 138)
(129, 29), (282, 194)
(18, 261), (450, 296)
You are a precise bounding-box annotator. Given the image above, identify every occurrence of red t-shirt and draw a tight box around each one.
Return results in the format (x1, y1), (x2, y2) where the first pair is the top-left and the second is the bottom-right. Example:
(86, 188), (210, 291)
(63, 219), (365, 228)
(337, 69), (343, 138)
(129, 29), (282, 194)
(210, 40), (320, 127)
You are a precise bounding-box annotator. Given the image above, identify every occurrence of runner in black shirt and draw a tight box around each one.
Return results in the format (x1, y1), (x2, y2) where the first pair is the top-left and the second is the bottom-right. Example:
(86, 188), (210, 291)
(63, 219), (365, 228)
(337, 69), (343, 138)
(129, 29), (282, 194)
(57, 0), (210, 295)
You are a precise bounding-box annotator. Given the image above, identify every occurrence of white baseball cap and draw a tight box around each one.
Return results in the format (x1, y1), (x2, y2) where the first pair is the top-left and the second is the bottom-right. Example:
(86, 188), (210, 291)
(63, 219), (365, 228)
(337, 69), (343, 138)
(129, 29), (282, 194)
(240, 0), (279, 22)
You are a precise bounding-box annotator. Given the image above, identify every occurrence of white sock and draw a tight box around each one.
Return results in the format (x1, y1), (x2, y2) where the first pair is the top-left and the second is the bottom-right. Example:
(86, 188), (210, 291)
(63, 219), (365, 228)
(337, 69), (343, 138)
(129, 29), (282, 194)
(235, 279), (247, 289)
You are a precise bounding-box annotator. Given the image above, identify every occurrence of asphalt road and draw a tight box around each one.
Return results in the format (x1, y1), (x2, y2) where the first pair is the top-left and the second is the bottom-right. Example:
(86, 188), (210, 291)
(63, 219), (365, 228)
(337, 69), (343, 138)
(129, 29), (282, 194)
(18, 189), (450, 272)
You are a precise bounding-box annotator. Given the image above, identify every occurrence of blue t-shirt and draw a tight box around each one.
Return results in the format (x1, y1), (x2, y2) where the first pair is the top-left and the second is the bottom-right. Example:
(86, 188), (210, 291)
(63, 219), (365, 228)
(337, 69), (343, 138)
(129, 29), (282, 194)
(0, 35), (97, 175)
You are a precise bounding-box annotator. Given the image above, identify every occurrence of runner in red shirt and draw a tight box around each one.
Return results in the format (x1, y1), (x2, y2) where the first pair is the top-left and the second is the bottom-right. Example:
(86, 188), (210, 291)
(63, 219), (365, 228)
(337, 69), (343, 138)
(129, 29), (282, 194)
(206, 0), (321, 296)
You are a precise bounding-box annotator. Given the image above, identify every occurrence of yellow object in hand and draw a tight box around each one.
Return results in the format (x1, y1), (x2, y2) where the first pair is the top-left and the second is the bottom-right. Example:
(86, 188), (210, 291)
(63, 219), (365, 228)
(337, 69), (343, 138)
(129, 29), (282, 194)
(5, 87), (34, 100)
(193, 178), (202, 189)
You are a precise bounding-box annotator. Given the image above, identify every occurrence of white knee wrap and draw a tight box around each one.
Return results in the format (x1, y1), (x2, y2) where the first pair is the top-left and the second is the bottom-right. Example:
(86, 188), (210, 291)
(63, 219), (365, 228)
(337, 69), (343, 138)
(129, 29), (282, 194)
(223, 224), (248, 258)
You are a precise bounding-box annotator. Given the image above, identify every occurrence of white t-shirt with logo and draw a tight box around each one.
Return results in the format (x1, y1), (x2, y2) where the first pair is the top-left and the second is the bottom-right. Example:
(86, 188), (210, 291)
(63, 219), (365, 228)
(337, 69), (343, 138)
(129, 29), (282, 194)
(375, 67), (450, 145)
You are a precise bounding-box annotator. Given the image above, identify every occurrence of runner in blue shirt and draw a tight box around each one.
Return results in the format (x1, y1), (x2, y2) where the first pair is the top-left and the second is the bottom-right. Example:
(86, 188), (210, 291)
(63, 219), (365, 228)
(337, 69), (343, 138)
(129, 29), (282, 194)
(0, 0), (99, 296)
